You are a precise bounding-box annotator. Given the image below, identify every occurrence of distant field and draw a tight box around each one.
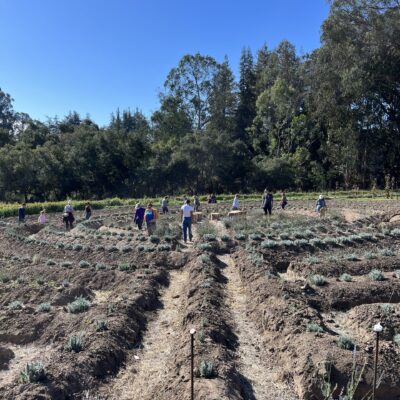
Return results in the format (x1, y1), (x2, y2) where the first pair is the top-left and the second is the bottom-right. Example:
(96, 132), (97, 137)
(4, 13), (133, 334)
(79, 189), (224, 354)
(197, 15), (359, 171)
(1, 190), (399, 218)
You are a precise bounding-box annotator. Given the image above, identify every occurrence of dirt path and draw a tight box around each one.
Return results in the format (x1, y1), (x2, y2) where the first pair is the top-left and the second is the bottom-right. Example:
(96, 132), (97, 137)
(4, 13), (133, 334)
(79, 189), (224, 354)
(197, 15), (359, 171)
(100, 267), (189, 400)
(218, 253), (298, 400)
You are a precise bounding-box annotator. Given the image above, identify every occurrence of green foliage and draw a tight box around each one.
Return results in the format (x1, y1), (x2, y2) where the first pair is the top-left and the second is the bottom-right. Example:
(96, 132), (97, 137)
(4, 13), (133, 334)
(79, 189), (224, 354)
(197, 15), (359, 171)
(394, 334), (400, 346)
(8, 300), (23, 310)
(95, 320), (108, 332)
(65, 335), (84, 352)
(368, 269), (385, 281)
(309, 274), (327, 287)
(79, 260), (90, 268)
(337, 335), (354, 350)
(67, 296), (91, 313)
(19, 361), (46, 383)
(339, 273), (352, 282)
(199, 360), (215, 378)
(380, 304), (394, 315)
(36, 303), (51, 313)
(95, 263), (107, 270)
(306, 323), (324, 333)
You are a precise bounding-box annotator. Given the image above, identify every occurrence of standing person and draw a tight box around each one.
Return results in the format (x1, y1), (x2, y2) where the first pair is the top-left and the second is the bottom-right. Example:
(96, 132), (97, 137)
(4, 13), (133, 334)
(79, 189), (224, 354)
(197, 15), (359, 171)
(194, 195), (201, 212)
(181, 199), (194, 243)
(161, 196), (169, 214)
(18, 203), (26, 225)
(85, 203), (92, 220)
(232, 194), (239, 210)
(211, 194), (217, 204)
(280, 192), (288, 210)
(134, 203), (145, 230)
(315, 195), (327, 217)
(207, 194), (212, 204)
(262, 189), (273, 215)
(38, 209), (47, 224)
(63, 201), (75, 230)
(144, 203), (159, 235)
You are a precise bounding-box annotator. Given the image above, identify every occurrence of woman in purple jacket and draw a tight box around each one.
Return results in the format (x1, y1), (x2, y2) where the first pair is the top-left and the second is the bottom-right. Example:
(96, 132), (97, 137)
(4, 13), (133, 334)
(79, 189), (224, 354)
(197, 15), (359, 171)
(134, 203), (145, 230)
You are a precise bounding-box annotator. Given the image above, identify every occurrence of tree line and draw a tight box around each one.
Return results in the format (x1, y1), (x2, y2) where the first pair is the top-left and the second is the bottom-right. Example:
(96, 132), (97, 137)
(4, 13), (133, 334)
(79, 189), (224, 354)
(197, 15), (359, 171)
(0, 0), (399, 202)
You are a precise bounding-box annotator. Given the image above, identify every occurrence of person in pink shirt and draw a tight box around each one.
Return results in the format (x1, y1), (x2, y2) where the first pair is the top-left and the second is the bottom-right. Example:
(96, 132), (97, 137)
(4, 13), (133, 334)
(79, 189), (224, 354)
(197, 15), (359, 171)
(38, 210), (47, 225)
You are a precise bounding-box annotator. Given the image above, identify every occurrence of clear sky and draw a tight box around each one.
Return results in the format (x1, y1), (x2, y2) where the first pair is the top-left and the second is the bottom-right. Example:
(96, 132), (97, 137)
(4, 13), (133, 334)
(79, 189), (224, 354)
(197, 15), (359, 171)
(0, 0), (330, 126)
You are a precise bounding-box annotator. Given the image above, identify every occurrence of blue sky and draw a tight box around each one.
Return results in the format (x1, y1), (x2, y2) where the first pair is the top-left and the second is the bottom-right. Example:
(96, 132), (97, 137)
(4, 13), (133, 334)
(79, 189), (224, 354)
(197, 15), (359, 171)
(0, 0), (329, 126)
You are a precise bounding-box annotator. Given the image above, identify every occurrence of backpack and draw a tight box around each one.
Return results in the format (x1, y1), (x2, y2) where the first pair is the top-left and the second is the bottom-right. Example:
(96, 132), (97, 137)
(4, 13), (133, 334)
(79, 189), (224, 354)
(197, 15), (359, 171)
(145, 209), (154, 222)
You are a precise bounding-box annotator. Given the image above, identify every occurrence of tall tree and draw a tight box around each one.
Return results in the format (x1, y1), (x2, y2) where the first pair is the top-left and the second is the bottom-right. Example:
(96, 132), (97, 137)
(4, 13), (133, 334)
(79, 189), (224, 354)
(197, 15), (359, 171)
(164, 53), (218, 132)
(236, 48), (256, 143)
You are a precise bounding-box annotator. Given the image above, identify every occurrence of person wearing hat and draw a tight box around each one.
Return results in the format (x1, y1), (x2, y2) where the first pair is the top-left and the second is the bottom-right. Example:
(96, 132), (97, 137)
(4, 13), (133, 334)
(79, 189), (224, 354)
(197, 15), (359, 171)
(134, 202), (145, 230)
(38, 209), (47, 225)
(315, 194), (327, 217)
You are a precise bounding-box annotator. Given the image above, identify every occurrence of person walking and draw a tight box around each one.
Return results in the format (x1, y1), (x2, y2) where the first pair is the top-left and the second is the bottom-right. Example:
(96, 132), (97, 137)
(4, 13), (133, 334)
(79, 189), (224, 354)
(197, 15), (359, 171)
(232, 194), (239, 210)
(18, 203), (26, 225)
(85, 203), (92, 220)
(144, 203), (159, 235)
(194, 195), (201, 212)
(38, 209), (47, 224)
(181, 199), (194, 243)
(161, 196), (169, 214)
(280, 192), (288, 210)
(63, 201), (75, 230)
(315, 194), (327, 217)
(262, 189), (273, 215)
(134, 203), (145, 230)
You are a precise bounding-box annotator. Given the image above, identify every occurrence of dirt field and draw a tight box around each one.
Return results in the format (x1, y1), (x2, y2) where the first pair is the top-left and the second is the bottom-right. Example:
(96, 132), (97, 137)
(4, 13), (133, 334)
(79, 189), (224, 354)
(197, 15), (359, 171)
(0, 198), (400, 399)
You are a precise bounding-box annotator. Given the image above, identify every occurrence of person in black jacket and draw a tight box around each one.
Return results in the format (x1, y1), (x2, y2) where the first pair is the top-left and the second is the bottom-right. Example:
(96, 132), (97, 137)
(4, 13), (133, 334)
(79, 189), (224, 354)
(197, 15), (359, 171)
(262, 189), (273, 215)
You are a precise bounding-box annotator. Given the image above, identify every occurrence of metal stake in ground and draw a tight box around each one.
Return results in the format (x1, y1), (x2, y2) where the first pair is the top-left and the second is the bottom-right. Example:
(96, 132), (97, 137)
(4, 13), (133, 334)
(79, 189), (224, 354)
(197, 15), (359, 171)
(372, 322), (383, 400)
(190, 328), (196, 400)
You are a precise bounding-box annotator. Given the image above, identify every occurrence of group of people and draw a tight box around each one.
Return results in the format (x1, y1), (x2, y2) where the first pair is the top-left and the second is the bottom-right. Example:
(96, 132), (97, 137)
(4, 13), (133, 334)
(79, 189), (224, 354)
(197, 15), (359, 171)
(62, 202), (92, 229)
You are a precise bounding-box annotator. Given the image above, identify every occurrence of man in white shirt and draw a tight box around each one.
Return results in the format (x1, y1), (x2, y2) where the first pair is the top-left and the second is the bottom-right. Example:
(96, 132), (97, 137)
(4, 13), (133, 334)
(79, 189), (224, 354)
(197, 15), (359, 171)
(232, 194), (239, 210)
(181, 199), (194, 243)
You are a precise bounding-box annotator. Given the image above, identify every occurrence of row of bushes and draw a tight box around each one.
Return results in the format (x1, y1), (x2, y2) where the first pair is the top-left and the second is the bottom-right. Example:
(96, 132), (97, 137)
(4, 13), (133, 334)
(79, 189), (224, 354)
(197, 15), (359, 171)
(1, 190), (399, 218)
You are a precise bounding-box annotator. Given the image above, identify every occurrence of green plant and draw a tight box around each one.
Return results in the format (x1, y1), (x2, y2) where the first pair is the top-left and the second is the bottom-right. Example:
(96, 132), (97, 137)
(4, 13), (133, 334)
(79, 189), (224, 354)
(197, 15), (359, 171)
(79, 260), (90, 268)
(118, 263), (132, 271)
(199, 360), (214, 378)
(202, 233), (217, 242)
(158, 244), (172, 251)
(73, 244), (83, 251)
(339, 273), (352, 282)
(220, 234), (231, 242)
(261, 240), (278, 249)
(197, 243), (213, 251)
(309, 274), (327, 286)
(337, 335), (354, 350)
(395, 270), (400, 278)
(46, 259), (57, 266)
(368, 269), (385, 281)
(305, 256), (320, 265)
(67, 296), (91, 313)
(234, 233), (246, 241)
(36, 303), (51, 313)
(380, 303), (394, 315)
(60, 261), (73, 268)
(393, 334), (400, 346)
(95, 245), (105, 251)
(364, 251), (376, 260)
(379, 248), (395, 257)
(149, 235), (160, 244)
(345, 253), (359, 261)
(197, 221), (216, 237)
(8, 300), (23, 310)
(306, 323), (324, 333)
(65, 334), (84, 352)
(0, 275), (10, 283)
(95, 263), (106, 270)
(19, 361), (45, 383)
(95, 320), (108, 332)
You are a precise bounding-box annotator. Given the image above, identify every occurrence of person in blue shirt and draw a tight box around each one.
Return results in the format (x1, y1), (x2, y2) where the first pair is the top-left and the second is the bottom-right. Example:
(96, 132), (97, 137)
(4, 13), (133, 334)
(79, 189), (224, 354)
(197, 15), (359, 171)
(18, 203), (26, 224)
(315, 195), (327, 217)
